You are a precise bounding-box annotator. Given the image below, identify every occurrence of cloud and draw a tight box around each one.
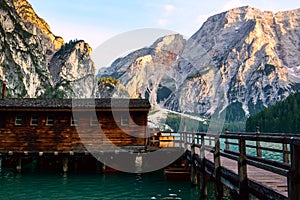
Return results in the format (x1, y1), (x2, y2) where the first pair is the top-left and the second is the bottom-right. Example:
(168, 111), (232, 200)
(164, 4), (176, 12)
(158, 19), (169, 26)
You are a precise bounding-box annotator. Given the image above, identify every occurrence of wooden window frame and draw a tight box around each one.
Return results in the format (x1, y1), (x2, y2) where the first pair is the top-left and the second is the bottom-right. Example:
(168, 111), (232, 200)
(121, 114), (130, 126)
(90, 116), (98, 126)
(15, 115), (23, 126)
(46, 115), (54, 126)
(71, 116), (78, 126)
(30, 115), (38, 126)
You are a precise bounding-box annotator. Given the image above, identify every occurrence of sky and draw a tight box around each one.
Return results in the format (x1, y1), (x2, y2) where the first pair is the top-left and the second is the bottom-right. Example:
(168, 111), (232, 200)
(28, 0), (300, 50)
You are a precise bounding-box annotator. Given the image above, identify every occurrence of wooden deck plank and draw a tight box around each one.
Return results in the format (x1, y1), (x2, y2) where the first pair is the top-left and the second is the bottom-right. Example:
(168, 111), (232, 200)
(204, 150), (288, 197)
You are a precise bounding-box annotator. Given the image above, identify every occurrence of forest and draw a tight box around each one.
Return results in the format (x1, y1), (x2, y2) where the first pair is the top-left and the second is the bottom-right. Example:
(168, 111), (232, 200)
(246, 92), (300, 133)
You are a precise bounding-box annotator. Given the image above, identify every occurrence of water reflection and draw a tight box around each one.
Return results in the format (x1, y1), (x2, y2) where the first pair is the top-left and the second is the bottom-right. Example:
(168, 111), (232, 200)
(0, 163), (236, 200)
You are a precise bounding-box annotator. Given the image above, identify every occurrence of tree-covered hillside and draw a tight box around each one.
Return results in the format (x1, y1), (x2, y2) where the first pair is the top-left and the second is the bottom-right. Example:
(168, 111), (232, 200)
(246, 93), (300, 133)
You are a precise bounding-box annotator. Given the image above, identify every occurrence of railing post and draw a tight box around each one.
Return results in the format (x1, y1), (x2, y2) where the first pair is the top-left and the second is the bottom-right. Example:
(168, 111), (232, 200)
(184, 134), (187, 149)
(196, 133), (200, 145)
(180, 132), (183, 148)
(190, 140), (198, 185)
(184, 122), (187, 149)
(238, 136), (248, 199)
(283, 143), (289, 164)
(192, 129), (195, 144)
(225, 129), (229, 151)
(200, 134), (207, 198)
(288, 141), (300, 200)
(256, 126), (262, 157)
(214, 138), (223, 200)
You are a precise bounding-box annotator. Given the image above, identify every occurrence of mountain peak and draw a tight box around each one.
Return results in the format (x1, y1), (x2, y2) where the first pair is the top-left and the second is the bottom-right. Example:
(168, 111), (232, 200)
(150, 34), (186, 56)
(100, 6), (300, 120)
(0, 0), (95, 98)
(13, 0), (64, 49)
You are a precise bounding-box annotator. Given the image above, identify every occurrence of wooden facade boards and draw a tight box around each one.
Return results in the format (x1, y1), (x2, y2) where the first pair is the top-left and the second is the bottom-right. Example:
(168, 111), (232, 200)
(0, 98), (151, 154)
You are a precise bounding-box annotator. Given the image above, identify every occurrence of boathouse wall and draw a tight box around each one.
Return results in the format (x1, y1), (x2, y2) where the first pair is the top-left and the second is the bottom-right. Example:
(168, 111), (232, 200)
(0, 99), (150, 154)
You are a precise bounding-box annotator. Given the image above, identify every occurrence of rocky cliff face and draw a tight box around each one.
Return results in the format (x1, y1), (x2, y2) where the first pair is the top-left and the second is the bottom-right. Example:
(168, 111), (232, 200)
(48, 40), (95, 98)
(0, 0), (95, 98)
(100, 6), (300, 118)
(101, 34), (186, 104)
(174, 6), (300, 116)
(13, 0), (64, 50)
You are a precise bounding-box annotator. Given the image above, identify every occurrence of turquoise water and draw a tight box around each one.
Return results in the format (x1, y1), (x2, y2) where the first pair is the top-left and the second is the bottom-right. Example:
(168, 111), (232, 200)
(0, 164), (231, 200)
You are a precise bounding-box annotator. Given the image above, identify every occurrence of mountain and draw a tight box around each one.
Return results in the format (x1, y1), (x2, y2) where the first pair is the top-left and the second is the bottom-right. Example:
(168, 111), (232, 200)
(1, 0), (300, 125)
(0, 0), (95, 98)
(99, 6), (300, 120)
(100, 34), (186, 102)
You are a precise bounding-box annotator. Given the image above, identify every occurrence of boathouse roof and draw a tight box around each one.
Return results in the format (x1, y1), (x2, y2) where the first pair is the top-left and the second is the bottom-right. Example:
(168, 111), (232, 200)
(0, 98), (151, 110)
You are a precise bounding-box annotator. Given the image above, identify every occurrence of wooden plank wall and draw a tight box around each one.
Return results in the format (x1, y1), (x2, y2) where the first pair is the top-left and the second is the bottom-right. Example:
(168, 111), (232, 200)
(0, 110), (148, 153)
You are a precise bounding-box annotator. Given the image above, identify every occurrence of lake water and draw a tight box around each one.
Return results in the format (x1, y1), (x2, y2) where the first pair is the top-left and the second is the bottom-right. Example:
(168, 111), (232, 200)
(0, 163), (232, 200)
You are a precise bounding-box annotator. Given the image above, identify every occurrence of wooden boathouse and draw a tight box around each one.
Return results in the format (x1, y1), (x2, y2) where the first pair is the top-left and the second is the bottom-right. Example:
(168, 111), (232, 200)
(0, 94), (151, 172)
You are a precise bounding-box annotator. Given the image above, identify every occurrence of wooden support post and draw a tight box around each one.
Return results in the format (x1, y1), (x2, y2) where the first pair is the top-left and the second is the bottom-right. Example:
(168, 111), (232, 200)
(96, 160), (101, 173)
(145, 125), (149, 147)
(196, 134), (200, 145)
(184, 134), (188, 149)
(288, 142), (300, 200)
(16, 157), (22, 173)
(192, 132), (195, 145)
(190, 141), (198, 185)
(37, 157), (43, 170)
(179, 133), (182, 148)
(74, 159), (78, 172)
(283, 143), (289, 164)
(102, 163), (106, 173)
(225, 129), (229, 151)
(214, 138), (223, 200)
(256, 126), (262, 157)
(238, 136), (248, 199)
(200, 135), (207, 198)
(62, 157), (68, 173)
(184, 122), (187, 149)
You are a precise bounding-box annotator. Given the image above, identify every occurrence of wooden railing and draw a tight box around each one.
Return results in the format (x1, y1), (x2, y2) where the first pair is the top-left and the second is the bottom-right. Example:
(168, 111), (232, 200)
(161, 130), (300, 200)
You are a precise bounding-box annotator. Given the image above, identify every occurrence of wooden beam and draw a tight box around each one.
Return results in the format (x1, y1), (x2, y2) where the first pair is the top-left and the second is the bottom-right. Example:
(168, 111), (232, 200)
(225, 129), (229, 151)
(16, 157), (22, 173)
(256, 127), (262, 158)
(238, 137), (249, 199)
(200, 135), (207, 198)
(288, 143), (300, 200)
(62, 157), (68, 173)
(214, 139), (223, 200)
(190, 142), (198, 185)
(283, 143), (289, 164)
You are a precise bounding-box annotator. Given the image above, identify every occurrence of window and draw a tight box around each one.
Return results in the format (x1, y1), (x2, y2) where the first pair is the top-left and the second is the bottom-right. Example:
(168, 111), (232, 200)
(121, 115), (129, 126)
(15, 115), (23, 126)
(71, 116), (78, 126)
(90, 116), (98, 126)
(31, 115), (38, 126)
(46, 116), (54, 126)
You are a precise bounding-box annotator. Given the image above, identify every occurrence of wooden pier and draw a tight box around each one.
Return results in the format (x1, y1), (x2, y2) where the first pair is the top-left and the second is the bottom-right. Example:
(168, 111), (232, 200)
(164, 130), (300, 200)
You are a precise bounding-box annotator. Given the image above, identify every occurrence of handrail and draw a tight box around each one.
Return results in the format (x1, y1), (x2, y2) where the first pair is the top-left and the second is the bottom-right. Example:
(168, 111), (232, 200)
(164, 130), (300, 199)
